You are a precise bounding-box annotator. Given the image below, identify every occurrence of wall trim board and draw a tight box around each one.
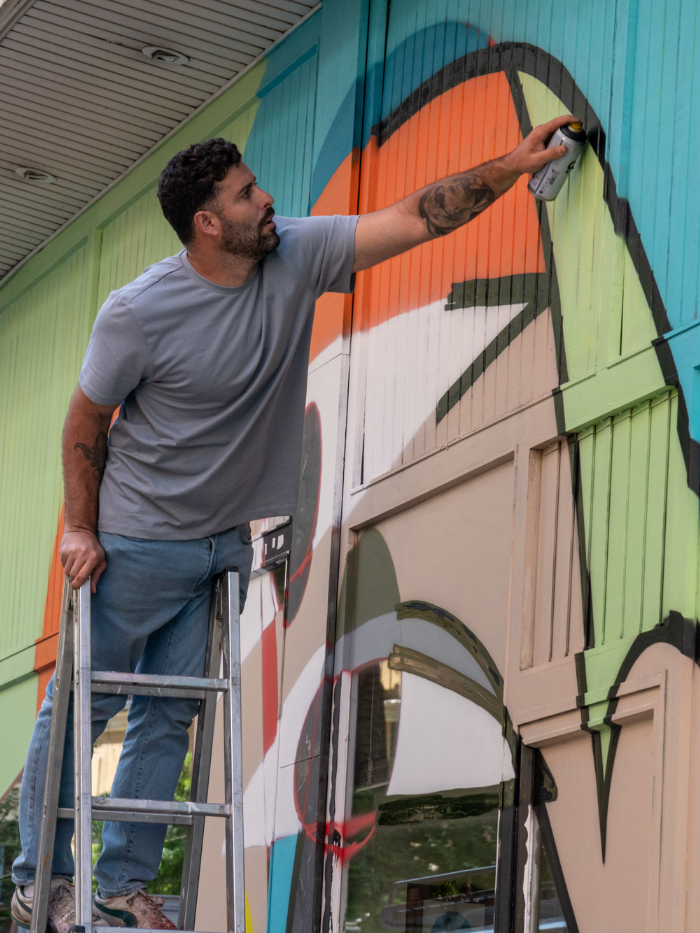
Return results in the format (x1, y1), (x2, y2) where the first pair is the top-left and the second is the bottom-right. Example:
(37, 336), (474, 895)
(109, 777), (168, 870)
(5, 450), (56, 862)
(349, 451), (515, 533)
(0, 4), (323, 308)
(0, 234), (89, 314)
(0, 641), (37, 693)
(516, 670), (664, 737)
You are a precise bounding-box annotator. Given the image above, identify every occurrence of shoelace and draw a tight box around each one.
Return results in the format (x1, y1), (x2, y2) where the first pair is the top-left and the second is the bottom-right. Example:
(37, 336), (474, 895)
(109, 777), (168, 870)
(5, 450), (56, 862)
(49, 880), (76, 919)
(127, 889), (166, 911)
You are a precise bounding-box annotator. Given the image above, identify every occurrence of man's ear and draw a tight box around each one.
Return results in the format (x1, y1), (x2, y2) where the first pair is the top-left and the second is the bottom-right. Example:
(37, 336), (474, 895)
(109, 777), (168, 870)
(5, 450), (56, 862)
(192, 208), (220, 240)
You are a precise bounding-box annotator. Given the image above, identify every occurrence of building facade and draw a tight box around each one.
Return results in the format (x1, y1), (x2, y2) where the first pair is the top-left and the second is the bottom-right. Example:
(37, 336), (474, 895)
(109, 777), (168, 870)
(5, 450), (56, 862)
(2, 1), (700, 931)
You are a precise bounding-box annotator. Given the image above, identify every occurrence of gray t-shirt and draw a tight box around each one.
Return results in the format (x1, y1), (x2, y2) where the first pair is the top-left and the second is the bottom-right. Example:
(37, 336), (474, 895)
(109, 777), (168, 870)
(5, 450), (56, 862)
(79, 214), (358, 539)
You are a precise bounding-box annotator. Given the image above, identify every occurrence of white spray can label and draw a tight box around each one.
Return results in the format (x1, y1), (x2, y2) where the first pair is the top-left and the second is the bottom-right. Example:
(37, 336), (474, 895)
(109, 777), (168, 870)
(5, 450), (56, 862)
(527, 121), (587, 201)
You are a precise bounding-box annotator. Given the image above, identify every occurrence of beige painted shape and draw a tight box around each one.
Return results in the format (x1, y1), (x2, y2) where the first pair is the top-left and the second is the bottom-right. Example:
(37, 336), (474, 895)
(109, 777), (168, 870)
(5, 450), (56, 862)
(197, 699), (227, 933)
(376, 458), (514, 673)
(540, 718), (653, 933)
(683, 665), (700, 932)
(244, 845), (269, 933)
(241, 638), (264, 791)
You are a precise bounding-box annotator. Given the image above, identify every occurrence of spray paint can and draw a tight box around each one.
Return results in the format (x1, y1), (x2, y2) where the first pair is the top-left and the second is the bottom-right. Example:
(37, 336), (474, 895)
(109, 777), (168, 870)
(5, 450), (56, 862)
(527, 121), (587, 201)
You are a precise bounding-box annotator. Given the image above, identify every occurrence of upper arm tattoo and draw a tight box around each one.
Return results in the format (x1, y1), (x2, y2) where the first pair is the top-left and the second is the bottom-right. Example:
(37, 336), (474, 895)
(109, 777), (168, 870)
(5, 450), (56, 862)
(418, 170), (496, 237)
(75, 432), (108, 480)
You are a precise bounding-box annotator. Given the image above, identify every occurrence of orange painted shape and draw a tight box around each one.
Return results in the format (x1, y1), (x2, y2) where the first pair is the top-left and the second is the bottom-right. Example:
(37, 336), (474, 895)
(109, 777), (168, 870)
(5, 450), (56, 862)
(34, 504), (65, 710)
(309, 151), (361, 363)
(354, 72), (546, 332)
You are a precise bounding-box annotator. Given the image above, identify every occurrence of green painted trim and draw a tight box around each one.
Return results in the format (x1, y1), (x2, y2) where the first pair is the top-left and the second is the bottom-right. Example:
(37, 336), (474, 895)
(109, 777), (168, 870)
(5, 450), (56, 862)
(0, 642), (36, 692)
(560, 345), (667, 434)
(0, 235), (89, 314)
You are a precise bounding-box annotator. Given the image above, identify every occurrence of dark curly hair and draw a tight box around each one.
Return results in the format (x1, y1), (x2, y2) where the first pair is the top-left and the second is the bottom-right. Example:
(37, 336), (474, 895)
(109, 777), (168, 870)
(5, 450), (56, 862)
(157, 138), (242, 245)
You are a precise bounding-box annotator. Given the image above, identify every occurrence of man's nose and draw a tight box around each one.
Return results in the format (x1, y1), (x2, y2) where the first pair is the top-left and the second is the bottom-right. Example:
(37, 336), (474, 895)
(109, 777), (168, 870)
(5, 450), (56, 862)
(259, 188), (274, 209)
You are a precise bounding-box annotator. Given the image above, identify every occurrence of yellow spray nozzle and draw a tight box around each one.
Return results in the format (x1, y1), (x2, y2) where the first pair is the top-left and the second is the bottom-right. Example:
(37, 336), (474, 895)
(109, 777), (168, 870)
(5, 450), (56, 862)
(569, 120), (583, 131)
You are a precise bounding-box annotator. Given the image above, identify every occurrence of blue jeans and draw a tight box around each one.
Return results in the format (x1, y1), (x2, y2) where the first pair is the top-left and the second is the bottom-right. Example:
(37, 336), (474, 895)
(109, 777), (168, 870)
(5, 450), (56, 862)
(12, 526), (253, 897)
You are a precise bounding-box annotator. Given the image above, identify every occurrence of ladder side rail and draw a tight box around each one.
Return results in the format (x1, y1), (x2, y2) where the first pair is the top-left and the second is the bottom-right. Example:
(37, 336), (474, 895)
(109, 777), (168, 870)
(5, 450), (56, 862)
(179, 577), (224, 930)
(222, 569), (245, 933)
(73, 581), (93, 932)
(31, 580), (74, 933)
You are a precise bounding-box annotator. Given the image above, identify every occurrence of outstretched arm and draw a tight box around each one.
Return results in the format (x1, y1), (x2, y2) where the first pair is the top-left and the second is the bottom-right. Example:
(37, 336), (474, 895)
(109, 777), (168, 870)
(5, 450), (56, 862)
(59, 384), (115, 591)
(352, 114), (575, 273)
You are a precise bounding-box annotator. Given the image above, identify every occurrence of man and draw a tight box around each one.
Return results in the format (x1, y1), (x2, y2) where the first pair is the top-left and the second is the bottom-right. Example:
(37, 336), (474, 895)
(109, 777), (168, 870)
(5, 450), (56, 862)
(11, 115), (573, 931)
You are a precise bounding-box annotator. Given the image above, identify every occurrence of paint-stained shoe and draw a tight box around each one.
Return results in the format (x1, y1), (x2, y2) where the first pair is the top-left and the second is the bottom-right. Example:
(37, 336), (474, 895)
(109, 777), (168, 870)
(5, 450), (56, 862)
(93, 888), (177, 929)
(11, 878), (108, 933)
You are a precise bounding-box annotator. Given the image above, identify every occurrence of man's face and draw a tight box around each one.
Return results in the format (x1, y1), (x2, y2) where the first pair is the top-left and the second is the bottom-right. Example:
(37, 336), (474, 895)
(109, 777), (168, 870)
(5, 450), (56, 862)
(206, 162), (279, 260)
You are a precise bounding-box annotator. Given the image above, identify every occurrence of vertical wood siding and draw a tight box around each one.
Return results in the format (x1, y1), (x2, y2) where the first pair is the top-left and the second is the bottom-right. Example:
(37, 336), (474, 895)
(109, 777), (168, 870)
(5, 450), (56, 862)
(0, 243), (93, 658)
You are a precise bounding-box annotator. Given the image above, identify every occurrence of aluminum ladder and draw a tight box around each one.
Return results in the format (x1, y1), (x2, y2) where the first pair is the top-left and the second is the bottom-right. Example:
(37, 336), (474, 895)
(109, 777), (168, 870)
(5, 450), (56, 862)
(30, 569), (245, 933)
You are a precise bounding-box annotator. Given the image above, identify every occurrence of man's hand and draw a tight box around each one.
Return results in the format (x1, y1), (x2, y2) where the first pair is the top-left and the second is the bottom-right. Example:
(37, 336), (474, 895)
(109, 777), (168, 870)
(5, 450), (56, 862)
(60, 529), (107, 593)
(502, 114), (575, 176)
(352, 114), (579, 272)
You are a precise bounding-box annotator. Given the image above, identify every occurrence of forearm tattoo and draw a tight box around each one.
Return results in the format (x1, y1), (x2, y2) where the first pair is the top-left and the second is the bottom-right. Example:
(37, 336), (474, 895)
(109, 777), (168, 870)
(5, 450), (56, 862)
(75, 432), (108, 480)
(418, 170), (496, 237)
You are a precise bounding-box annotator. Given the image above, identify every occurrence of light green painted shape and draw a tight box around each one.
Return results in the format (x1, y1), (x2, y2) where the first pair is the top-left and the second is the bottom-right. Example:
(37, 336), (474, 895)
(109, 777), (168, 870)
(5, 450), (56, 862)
(0, 675), (40, 795)
(519, 75), (700, 789)
(518, 72), (661, 404)
(519, 73), (700, 653)
(0, 238), (98, 666)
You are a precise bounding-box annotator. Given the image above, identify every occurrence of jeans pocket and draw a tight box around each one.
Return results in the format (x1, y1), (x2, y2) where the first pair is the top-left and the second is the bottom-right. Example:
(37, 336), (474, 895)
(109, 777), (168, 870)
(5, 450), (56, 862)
(238, 522), (252, 545)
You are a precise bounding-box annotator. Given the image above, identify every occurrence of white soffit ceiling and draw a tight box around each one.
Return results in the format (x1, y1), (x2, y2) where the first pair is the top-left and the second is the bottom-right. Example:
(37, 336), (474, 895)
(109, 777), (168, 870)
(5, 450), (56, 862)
(0, 0), (318, 282)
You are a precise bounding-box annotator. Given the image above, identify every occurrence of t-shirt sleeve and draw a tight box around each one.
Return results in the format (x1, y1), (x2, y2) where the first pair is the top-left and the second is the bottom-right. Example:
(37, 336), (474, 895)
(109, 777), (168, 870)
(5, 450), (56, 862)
(276, 214), (359, 299)
(79, 294), (153, 406)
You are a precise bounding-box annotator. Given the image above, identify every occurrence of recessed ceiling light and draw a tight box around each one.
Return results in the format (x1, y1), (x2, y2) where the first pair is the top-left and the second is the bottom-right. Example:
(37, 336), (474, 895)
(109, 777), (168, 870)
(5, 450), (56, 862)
(141, 46), (190, 65)
(15, 167), (56, 184)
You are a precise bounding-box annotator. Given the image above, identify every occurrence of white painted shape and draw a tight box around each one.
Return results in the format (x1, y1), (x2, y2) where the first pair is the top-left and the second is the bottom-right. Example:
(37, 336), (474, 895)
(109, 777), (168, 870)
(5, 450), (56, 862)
(261, 570), (279, 631)
(362, 300), (527, 481)
(267, 642), (327, 839)
(386, 672), (514, 797)
(243, 757), (267, 848)
(306, 354), (344, 549)
(308, 334), (343, 373)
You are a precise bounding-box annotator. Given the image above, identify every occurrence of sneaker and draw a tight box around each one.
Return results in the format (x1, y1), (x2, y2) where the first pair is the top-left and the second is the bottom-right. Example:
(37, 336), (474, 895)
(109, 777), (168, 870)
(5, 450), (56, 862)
(11, 878), (108, 933)
(93, 888), (176, 929)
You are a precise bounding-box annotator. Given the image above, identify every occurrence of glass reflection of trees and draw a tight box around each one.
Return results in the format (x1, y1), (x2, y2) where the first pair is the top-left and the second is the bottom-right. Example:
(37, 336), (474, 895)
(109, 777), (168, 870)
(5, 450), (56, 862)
(345, 662), (499, 933)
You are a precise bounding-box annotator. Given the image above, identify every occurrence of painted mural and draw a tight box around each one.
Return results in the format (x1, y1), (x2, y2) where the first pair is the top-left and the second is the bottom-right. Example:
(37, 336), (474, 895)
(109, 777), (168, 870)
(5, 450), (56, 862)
(3, 2), (700, 933)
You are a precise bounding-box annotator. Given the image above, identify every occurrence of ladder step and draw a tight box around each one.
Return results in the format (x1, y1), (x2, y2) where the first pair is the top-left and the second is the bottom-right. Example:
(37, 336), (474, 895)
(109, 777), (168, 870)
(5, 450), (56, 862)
(124, 929), (223, 933)
(57, 807), (194, 826)
(90, 671), (228, 699)
(57, 797), (230, 825)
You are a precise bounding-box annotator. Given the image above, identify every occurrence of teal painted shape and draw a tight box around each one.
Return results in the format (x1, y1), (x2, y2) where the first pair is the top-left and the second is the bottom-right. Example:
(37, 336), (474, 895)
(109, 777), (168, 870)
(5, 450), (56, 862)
(244, 15), (320, 218)
(378, 21), (491, 120)
(256, 11), (321, 97)
(309, 0), (371, 207)
(267, 834), (299, 933)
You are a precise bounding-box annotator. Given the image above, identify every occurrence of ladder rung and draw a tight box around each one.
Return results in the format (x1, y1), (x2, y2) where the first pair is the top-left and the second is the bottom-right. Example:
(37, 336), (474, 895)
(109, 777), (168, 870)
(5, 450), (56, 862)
(57, 797), (229, 824)
(57, 807), (193, 826)
(95, 796), (230, 818)
(90, 671), (228, 699)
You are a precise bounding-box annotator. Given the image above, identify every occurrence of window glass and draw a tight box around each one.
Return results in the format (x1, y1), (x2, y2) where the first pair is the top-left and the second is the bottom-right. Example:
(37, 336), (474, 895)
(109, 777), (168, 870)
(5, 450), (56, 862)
(537, 832), (569, 932)
(345, 662), (499, 933)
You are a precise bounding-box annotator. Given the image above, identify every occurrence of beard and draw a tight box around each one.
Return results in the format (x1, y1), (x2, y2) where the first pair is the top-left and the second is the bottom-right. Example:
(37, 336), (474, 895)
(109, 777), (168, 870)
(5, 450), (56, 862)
(218, 209), (280, 261)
